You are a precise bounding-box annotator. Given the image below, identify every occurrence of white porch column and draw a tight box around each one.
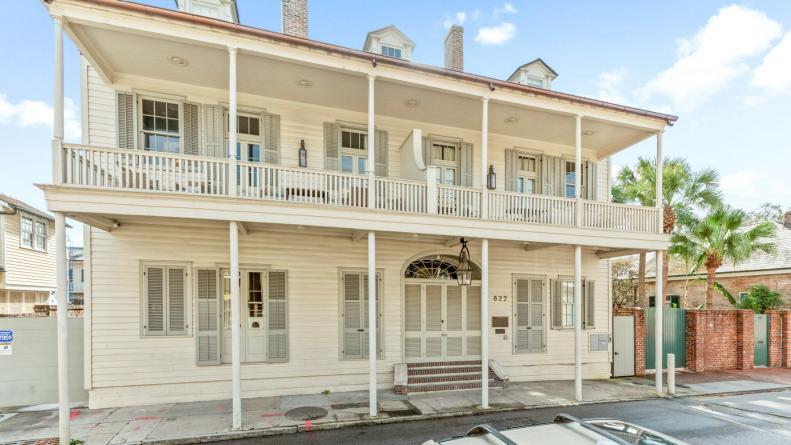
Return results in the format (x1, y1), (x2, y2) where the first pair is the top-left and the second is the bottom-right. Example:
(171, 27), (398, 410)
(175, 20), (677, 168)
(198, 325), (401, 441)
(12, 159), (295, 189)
(480, 239), (490, 408)
(574, 114), (583, 227)
(229, 221), (242, 429)
(655, 131), (664, 396)
(574, 245), (582, 401)
(367, 231), (378, 417)
(228, 48), (238, 197)
(52, 17), (64, 184)
(367, 75), (376, 209)
(480, 97), (489, 218)
(55, 212), (69, 445)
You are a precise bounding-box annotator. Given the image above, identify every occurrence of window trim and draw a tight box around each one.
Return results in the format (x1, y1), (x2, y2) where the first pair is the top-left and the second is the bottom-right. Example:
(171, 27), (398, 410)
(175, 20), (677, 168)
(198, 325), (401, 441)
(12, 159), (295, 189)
(19, 213), (48, 253)
(339, 127), (369, 175)
(138, 95), (184, 154)
(140, 261), (192, 338)
(338, 267), (385, 361)
(563, 160), (587, 199)
(380, 45), (403, 59)
(553, 275), (592, 330)
(517, 154), (539, 194)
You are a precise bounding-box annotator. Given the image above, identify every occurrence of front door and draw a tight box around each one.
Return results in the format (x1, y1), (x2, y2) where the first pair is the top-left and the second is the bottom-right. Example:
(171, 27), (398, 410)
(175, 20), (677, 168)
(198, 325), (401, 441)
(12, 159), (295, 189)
(754, 314), (769, 367)
(613, 315), (635, 377)
(404, 281), (481, 361)
(221, 269), (267, 363)
(513, 276), (545, 354)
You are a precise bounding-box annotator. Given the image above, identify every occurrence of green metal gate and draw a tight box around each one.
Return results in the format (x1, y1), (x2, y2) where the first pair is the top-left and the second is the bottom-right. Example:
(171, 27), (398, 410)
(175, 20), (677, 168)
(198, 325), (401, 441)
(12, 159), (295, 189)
(645, 307), (686, 370)
(754, 314), (769, 367)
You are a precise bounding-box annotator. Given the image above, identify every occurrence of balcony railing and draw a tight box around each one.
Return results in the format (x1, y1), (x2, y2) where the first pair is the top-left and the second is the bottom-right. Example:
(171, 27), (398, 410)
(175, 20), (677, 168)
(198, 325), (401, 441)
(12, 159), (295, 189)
(62, 144), (660, 234)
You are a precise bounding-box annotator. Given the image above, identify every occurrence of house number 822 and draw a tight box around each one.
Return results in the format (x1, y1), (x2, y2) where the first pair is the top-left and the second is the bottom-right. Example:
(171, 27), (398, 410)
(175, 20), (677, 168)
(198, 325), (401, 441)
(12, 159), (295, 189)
(493, 296), (507, 302)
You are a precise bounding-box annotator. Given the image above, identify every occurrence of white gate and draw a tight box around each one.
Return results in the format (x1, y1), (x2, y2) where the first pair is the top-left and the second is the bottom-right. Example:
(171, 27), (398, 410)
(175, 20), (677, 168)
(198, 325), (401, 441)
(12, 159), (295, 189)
(613, 315), (635, 377)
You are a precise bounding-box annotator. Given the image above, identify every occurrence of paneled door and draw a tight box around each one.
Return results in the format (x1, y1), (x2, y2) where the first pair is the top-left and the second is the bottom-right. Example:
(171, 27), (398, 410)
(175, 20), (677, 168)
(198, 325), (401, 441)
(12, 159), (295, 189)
(403, 281), (481, 361)
(513, 276), (545, 354)
(221, 269), (268, 363)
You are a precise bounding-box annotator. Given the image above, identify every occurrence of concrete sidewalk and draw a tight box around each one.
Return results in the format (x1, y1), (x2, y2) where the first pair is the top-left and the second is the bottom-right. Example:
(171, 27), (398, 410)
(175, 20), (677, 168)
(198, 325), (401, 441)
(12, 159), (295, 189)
(1, 371), (789, 445)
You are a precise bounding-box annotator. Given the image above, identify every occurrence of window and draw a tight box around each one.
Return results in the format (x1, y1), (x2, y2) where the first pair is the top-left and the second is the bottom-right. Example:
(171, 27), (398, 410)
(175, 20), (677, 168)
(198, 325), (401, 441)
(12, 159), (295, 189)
(739, 292), (749, 303)
(552, 278), (595, 329)
(142, 263), (190, 336)
(20, 216), (33, 249)
(381, 45), (402, 59)
(236, 115), (260, 136)
(35, 221), (46, 251)
(340, 128), (368, 175)
(141, 98), (180, 153)
(524, 76), (545, 88)
(432, 142), (458, 185)
(564, 161), (586, 198)
(517, 155), (538, 194)
(560, 279), (575, 327)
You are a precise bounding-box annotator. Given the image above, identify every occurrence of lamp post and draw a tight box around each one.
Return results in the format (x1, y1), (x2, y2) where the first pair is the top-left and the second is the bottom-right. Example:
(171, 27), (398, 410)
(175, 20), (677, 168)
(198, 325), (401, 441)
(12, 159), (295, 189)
(486, 165), (496, 190)
(457, 238), (472, 286)
(298, 139), (307, 168)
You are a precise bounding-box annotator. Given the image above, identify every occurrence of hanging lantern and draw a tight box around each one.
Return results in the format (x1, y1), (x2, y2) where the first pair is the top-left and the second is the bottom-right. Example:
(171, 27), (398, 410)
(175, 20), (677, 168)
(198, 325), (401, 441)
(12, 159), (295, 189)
(457, 238), (472, 286)
(298, 139), (308, 168)
(486, 164), (496, 190)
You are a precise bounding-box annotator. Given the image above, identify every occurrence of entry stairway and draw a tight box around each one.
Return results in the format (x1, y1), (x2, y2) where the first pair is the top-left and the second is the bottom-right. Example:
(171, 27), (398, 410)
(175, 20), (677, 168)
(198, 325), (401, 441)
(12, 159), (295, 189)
(394, 360), (508, 394)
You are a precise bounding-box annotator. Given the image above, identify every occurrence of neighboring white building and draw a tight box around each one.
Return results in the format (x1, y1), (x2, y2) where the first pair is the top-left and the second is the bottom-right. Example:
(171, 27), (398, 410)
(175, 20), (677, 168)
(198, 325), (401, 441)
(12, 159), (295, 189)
(41, 0), (674, 434)
(0, 194), (56, 315)
(68, 247), (84, 305)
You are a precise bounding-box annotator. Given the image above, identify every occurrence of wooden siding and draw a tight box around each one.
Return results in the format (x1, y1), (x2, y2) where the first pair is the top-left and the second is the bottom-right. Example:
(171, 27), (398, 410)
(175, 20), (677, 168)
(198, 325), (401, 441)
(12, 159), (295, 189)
(1, 213), (56, 291)
(87, 221), (610, 408)
(85, 65), (117, 147)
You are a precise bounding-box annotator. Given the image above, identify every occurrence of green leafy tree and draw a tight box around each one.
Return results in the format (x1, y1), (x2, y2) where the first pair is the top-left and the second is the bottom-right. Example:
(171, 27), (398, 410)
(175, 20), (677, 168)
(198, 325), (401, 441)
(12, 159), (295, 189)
(612, 258), (638, 307)
(670, 206), (777, 308)
(738, 285), (784, 313)
(613, 157), (722, 306)
(747, 202), (788, 223)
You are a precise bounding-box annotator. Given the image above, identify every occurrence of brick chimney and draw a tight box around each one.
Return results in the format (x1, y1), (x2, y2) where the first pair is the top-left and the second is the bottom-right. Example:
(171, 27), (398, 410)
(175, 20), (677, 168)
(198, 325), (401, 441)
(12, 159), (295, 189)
(444, 25), (463, 71)
(281, 0), (308, 38)
(784, 211), (791, 229)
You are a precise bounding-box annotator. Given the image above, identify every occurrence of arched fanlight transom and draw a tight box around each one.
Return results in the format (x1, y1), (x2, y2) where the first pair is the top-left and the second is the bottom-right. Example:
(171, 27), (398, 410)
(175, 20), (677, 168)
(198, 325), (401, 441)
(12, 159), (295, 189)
(404, 255), (481, 280)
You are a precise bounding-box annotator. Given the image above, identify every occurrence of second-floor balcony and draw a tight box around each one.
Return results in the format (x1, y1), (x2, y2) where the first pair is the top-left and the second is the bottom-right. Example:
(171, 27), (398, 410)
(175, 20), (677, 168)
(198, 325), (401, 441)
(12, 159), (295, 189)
(61, 143), (659, 234)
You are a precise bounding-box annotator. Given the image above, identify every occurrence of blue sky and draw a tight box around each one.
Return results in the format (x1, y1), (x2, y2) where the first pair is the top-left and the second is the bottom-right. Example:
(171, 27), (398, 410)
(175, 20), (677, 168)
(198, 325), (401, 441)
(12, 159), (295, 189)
(1, 1), (790, 246)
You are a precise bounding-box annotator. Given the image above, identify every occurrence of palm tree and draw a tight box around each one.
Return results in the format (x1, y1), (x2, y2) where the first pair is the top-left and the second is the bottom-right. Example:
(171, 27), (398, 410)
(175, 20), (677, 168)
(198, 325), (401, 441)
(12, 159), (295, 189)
(670, 206), (776, 308)
(613, 157), (721, 307)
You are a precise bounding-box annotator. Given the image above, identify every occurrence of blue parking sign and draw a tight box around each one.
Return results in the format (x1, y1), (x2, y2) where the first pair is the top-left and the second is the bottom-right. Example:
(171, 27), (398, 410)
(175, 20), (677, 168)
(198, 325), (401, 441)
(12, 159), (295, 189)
(0, 330), (12, 343)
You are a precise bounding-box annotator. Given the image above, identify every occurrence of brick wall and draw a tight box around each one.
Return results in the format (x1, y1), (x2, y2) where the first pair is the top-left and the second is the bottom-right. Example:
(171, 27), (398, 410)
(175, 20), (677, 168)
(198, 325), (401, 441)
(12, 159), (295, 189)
(645, 272), (791, 309)
(684, 309), (754, 372)
(613, 307), (645, 376)
(444, 25), (464, 71)
(766, 310), (782, 367)
(281, 0), (308, 38)
(782, 312), (791, 368)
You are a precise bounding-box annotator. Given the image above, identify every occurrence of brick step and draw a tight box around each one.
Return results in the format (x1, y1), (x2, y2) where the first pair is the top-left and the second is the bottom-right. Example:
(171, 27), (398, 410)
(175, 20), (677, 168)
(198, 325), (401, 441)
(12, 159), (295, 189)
(407, 366), (482, 376)
(406, 379), (505, 393)
(408, 372), (494, 385)
(407, 360), (481, 369)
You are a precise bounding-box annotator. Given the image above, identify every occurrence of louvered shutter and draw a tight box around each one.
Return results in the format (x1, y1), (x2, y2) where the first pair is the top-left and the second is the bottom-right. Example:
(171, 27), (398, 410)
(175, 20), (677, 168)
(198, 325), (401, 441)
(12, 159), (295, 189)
(585, 161), (598, 200)
(167, 267), (187, 335)
(505, 149), (519, 192)
(361, 273), (383, 359)
(324, 122), (340, 171)
(203, 105), (225, 158)
(144, 266), (165, 336)
(342, 273), (362, 359)
(541, 155), (564, 197)
(514, 279), (530, 352)
(404, 284), (422, 359)
(375, 129), (388, 177)
(422, 137), (433, 167)
(116, 92), (135, 149)
(460, 142), (474, 187)
(267, 271), (288, 362)
(584, 280), (595, 329)
(262, 113), (281, 164)
(465, 286), (481, 356)
(550, 279), (561, 329)
(183, 103), (200, 156)
(196, 269), (220, 365)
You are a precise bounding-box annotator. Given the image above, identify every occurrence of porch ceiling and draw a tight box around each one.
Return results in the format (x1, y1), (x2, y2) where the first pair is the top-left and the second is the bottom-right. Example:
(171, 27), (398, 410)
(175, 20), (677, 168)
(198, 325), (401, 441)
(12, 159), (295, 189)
(71, 22), (655, 156)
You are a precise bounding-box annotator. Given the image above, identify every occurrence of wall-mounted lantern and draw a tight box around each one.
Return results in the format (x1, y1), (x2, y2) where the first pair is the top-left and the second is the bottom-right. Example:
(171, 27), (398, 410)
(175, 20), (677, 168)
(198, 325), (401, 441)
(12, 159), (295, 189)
(486, 164), (496, 190)
(457, 238), (472, 286)
(298, 139), (307, 168)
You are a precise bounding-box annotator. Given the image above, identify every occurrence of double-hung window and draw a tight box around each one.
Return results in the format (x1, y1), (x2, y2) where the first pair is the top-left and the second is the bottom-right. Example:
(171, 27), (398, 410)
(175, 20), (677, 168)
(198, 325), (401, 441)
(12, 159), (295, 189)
(381, 45), (402, 59)
(340, 128), (368, 175)
(517, 155), (538, 194)
(20, 216), (34, 249)
(564, 161), (586, 198)
(142, 262), (190, 337)
(141, 98), (181, 153)
(432, 142), (458, 185)
(20, 214), (46, 251)
(34, 221), (46, 251)
(552, 277), (595, 329)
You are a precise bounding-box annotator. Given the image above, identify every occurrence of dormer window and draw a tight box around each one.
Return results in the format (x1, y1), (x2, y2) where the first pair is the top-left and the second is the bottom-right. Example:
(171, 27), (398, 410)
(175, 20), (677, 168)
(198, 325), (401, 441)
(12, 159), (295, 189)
(381, 45), (402, 59)
(524, 76), (545, 88)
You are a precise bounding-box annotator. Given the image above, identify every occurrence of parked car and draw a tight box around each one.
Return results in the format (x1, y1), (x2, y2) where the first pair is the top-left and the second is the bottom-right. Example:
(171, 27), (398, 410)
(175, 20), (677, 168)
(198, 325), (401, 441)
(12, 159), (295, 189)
(420, 414), (690, 445)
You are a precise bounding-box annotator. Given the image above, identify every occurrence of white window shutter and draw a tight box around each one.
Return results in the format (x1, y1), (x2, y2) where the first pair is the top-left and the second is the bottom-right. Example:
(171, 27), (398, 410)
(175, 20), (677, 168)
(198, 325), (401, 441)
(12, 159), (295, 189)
(324, 122), (340, 171)
(262, 113), (281, 164)
(550, 279), (561, 329)
(167, 267), (187, 335)
(585, 280), (595, 329)
(422, 136), (432, 167)
(183, 103), (200, 156)
(267, 271), (288, 362)
(375, 129), (388, 177)
(144, 266), (165, 336)
(505, 149), (518, 192)
(585, 161), (598, 200)
(514, 279), (529, 352)
(203, 105), (225, 158)
(116, 92), (135, 149)
(460, 142), (474, 187)
(342, 272), (362, 359)
(196, 269), (220, 365)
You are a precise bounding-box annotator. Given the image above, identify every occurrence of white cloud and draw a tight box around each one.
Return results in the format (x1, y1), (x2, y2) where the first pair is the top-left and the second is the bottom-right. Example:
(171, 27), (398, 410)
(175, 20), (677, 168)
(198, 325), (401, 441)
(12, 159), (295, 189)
(493, 3), (518, 18)
(443, 10), (480, 28)
(475, 22), (517, 46)
(0, 94), (80, 141)
(722, 169), (791, 210)
(634, 5), (782, 111)
(595, 69), (629, 104)
(752, 31), (791, 93)
(742, 94), (768, 107)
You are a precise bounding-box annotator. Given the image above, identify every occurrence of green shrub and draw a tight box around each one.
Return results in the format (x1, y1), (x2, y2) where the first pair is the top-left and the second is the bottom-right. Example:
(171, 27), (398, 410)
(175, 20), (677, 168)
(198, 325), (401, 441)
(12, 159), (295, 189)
(738, 284), (784, 313)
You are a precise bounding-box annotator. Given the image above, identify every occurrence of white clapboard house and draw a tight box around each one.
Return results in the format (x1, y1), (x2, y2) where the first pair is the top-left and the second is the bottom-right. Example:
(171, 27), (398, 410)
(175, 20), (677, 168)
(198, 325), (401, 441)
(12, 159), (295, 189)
(40, 0), (673, 439)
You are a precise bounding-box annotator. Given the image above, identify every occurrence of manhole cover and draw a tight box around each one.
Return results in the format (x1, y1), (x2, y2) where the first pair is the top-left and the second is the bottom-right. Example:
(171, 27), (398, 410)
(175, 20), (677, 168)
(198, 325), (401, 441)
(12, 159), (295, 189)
(285, 406), (328, 421)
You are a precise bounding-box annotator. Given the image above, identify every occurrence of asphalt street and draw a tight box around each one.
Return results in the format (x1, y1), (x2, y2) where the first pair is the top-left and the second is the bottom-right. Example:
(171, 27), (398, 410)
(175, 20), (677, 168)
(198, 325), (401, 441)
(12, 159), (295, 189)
(218, 389), (791, 445)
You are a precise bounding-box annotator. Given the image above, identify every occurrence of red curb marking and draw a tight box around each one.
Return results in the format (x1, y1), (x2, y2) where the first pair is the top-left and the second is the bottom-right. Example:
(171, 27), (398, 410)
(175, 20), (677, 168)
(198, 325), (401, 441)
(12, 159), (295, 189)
(70, 410), (80, 419)
(305, 419), (312, 431)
